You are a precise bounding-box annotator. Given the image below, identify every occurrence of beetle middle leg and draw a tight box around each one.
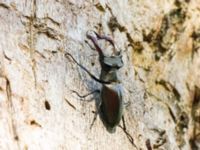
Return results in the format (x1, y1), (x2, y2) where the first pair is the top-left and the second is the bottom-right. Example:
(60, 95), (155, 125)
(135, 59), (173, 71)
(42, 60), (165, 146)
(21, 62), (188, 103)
(72, 89), (101, 129)
(72, 89), (100, 101)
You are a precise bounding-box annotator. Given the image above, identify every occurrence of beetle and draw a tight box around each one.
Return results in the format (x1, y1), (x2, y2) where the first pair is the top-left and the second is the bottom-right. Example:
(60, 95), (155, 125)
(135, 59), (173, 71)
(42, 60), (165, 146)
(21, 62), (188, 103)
(65, 31), (125, 133)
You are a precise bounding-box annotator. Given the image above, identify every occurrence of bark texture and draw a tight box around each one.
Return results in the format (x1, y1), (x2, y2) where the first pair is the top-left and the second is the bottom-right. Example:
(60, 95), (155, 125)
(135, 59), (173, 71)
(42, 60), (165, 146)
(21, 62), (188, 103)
(0, 0), (200, 150)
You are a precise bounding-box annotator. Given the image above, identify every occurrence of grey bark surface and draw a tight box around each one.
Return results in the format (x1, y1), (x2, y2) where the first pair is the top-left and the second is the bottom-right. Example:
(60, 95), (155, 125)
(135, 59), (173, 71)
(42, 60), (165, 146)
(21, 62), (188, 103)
(0, 0), (200, 150)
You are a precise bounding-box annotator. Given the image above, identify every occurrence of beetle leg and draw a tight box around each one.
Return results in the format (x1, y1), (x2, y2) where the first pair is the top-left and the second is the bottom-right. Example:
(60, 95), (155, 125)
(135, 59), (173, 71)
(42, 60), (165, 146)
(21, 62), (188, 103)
(90, 111), (98, 129)
(118, 116), (137, 148)
(122, 116), (127, 131)
(71, 89), (101, 129)
(72, 89), (100, 101)
(90, 94), (102, 129)
(65, 52), (111, 84)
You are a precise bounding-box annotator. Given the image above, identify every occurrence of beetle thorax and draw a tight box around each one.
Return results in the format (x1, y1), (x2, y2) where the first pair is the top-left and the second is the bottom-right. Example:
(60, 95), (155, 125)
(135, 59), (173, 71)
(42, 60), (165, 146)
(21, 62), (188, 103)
(100, 70), (120, 83)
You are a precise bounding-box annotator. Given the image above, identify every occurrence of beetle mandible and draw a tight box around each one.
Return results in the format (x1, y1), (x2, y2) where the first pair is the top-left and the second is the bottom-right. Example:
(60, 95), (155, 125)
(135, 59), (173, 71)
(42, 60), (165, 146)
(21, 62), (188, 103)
(66, 31), (125, 133)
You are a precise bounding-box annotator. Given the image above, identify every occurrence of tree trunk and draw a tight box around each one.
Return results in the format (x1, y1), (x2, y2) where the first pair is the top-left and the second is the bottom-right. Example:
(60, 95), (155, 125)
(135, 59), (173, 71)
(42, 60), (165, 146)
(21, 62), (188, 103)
(0, 0), (199, 150)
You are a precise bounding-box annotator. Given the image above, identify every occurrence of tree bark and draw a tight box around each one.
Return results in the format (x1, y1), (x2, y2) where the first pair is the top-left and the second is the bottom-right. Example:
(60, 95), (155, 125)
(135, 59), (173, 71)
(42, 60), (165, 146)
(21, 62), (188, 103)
(0, 0), (200, 150)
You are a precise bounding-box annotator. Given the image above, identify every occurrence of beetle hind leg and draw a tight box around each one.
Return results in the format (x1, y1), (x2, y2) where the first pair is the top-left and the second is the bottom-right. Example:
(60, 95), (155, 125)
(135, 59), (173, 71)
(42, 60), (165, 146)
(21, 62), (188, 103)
(118, 116), (137, 148)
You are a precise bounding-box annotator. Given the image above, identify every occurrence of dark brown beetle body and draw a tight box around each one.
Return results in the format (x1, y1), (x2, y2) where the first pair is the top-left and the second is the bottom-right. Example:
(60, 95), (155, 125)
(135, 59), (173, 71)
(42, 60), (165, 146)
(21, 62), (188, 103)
(100, 84), (123, 132)
(66, 31), (124, 133)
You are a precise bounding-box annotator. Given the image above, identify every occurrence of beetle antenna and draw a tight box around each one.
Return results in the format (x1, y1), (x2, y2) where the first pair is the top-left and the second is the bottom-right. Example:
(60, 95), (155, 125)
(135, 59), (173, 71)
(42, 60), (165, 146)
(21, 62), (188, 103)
(65, 52), (111, 84)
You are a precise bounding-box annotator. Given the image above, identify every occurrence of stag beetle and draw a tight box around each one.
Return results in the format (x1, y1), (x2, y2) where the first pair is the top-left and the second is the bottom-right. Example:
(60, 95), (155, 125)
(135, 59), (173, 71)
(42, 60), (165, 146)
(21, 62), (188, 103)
(65, 31), (125, 133)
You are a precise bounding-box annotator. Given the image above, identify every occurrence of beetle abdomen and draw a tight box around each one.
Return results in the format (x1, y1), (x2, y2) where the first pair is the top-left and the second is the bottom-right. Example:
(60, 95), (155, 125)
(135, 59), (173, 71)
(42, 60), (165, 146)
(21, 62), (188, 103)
(100, 85), (123, 132)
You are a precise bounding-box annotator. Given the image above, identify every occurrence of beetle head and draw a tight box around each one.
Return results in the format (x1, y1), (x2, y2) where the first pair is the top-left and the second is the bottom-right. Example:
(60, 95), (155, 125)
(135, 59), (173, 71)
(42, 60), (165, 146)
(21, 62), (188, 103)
(102, 53), (123, 71)
(86, 31), (124, 70)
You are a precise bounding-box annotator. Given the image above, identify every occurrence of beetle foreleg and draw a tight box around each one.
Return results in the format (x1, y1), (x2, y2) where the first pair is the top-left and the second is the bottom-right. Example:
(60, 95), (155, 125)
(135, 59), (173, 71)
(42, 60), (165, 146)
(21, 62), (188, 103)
(65, 52), (111, 84)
